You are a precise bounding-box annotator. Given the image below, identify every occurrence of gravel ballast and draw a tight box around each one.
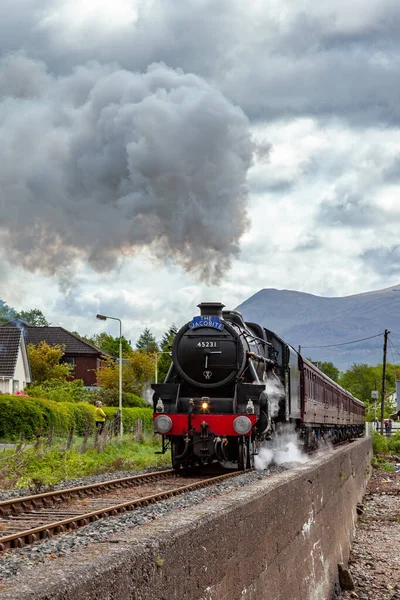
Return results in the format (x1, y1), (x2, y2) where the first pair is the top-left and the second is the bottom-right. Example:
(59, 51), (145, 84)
(0, 466), (170, 502)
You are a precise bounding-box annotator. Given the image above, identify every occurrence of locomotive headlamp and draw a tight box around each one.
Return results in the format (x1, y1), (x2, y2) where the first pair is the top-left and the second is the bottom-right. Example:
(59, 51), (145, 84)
(233, 416), (253, 435)
(154, 415), (173, 434)
(201, 397), (210, 411)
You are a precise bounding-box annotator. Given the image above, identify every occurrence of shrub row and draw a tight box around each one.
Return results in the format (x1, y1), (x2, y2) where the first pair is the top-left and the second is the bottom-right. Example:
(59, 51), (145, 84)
(26, 381), (149, 408)
(102, 407), (154, 433)
(372, 431), (400, 456)
(0, 396), (153, 441)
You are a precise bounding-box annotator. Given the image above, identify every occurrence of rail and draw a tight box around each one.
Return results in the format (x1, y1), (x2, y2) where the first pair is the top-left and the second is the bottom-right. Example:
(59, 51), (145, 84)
(0, 470), (244, 552)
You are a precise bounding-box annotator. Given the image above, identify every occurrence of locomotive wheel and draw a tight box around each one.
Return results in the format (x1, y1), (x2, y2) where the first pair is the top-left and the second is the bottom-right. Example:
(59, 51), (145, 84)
(171, 439), (187, 471)
(246, 438), (252, 469)
(238, 437), (251, 471)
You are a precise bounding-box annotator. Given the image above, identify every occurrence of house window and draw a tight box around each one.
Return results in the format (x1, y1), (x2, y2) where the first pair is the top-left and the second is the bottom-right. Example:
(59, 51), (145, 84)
(13, 380), (19, 393)
(62, 357), (76, 374)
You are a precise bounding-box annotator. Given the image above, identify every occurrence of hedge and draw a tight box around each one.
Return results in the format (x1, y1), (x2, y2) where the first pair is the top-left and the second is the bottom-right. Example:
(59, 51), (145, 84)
(0, 395), (153, 440)
(103, 407), (153, 433)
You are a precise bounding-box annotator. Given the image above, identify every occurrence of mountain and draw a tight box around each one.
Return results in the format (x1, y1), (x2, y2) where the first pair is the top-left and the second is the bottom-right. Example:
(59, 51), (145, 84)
(236, 285), (400, 370)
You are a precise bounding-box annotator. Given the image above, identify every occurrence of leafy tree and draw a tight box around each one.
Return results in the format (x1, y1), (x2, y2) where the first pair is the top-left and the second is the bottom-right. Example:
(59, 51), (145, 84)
(96, 351), (156, 397)
(157, 324), (178, 383)
(339, 363), (397, 419)
(0, 300), (49, 326)
(72, 332), (95, 345)
(0, 300), (15, 324)
(88, 333), (133, 358)
(27, 342), (71, 384)
(136, 328), (159, 353)
(316, 361), (340, 382)
(16, 308), (49, 326)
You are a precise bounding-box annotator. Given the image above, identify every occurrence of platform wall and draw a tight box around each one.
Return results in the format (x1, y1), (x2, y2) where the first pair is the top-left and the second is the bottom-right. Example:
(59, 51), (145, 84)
(1, 438), (372, 600)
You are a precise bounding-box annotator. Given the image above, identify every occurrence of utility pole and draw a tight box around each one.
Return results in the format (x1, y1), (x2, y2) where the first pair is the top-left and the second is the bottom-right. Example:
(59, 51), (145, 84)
(381, 329), (390, 435)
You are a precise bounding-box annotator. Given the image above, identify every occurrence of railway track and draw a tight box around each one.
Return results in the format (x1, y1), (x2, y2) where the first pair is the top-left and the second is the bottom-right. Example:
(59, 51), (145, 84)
(0, 468), (243, 553)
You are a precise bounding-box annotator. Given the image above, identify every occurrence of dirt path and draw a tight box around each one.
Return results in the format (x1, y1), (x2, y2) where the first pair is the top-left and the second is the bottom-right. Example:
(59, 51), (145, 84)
(336, 467), (400, 600)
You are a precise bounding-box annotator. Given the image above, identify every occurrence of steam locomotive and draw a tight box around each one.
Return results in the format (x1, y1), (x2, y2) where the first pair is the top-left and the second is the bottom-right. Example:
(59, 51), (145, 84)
(152, 302), (364, 470)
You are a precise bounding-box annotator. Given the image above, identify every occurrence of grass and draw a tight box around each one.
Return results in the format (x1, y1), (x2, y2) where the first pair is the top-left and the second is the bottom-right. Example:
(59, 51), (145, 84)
(0, 435), (171, 491)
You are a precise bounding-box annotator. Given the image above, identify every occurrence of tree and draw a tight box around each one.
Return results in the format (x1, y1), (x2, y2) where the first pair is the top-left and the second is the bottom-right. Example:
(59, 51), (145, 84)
(136, 328), (159, 353)
(316, 361), (340, 382)
(96, 351), (156, 397)
(0, 300), (49, 326)
(338, 363), (398, 419)
(72, 332), (95, 345)
(16, 308), (49, 326)
(157, 324), (178, 383)
(88, 332), (133, 358)
(27, 342), (71, 384)
(0, 299), (15, 324)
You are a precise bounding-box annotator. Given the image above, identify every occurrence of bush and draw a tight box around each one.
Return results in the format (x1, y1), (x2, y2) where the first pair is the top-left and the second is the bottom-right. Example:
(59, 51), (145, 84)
(388, 432), (400, 456)
(372, 432), (389, 455)
(26, 379), (94, 403)
(0, 395), (46, 440)
(0, 395), (153, 441)
(92, 388), (149, 408)
(102, 407), (153, 433)
(123, 393), (149, 408)
(62, 403), (96, 435)
(0, 395), (96, 440)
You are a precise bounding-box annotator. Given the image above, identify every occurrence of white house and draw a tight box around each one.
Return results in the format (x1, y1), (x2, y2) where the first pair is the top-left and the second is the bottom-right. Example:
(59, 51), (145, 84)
(0, 328), (31, 394)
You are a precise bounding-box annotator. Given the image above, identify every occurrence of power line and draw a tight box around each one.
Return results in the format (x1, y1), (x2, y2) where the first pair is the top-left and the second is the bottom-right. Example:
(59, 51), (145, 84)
(301, 332), (384, 349)
(388, 336), (400, 361)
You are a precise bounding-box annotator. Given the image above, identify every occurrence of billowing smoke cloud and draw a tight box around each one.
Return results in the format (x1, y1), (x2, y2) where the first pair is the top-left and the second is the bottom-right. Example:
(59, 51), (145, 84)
(0, 55), (254, 283)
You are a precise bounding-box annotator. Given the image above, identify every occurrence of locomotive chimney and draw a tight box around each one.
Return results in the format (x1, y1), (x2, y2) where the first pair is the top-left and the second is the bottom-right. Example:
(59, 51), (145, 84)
(197, 302), (225, 318)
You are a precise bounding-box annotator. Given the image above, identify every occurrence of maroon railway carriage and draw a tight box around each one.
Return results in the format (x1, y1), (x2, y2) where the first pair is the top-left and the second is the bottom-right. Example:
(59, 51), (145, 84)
(152, 303), (365, 470)
(300, 357), (364, 447)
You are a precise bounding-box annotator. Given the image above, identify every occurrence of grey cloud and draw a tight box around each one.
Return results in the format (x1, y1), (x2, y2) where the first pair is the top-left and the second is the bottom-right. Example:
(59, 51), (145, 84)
(249, 180), (294, 195)
(383, 155), (400, 182)
(317, 191), (384, 228)
(361, 245), (400, 276)
(0, 57), (255, 283)
(2, 1), (400, 124)
(294, 235), (322, 252)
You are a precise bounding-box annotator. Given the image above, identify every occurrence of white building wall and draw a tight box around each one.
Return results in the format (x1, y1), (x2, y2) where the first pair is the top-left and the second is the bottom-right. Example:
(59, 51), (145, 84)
(13, 346), (29, 391)
(0, 379), (12, 394)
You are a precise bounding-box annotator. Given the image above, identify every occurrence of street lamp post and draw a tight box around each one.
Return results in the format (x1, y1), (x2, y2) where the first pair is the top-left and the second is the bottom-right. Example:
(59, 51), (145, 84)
(96, 314), (123, 437)
(155, 351), (172, 384)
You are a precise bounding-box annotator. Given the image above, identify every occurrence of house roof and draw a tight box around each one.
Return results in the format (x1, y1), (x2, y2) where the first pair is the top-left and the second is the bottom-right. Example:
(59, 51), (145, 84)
(1, 320), (106, 357)
(24, 327), (103, 356)
(0, 328), (23, 377)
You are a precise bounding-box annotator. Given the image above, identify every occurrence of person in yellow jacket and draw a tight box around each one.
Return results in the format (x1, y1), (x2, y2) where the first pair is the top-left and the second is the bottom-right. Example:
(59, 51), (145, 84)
(95, 401), (106, 436)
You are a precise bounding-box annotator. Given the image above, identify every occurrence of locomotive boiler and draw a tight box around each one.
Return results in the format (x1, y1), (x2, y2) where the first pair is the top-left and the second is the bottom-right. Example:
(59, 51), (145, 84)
(151, 302), (364, 470)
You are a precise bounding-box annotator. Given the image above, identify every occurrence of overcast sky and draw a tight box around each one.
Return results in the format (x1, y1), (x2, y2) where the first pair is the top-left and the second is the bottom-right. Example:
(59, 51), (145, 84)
(1, 0), (400, 343)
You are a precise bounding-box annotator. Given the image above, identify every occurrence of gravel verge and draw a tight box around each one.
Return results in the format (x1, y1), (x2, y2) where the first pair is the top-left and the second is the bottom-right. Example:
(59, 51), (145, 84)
(334, 468), (400, 600)
(0, 465), (286, 581)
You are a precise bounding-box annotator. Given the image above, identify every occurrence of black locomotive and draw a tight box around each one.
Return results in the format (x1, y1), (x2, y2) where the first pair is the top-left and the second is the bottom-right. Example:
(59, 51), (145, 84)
(152, 302), (364, 470)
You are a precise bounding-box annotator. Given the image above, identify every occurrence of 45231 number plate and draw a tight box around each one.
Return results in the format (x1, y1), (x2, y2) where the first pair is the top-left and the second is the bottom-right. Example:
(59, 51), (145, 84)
(196, 341), (219, 348)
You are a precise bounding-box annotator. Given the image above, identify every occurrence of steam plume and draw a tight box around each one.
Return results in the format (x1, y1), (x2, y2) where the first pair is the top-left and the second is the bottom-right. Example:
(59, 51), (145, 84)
(0, 56), (254, 283)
